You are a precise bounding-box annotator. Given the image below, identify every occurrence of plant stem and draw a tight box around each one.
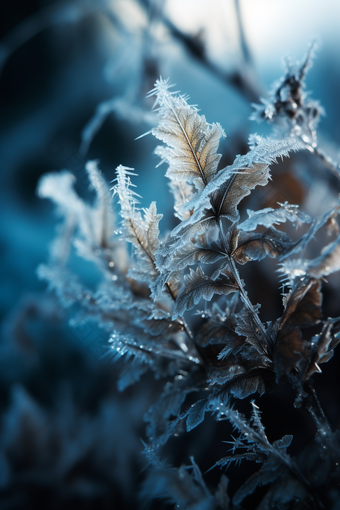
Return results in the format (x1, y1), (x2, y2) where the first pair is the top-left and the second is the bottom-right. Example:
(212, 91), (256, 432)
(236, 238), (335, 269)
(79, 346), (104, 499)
(230, 256), (271, 352)
(218, 218), (271, 353)
(165, 281), (194, 343)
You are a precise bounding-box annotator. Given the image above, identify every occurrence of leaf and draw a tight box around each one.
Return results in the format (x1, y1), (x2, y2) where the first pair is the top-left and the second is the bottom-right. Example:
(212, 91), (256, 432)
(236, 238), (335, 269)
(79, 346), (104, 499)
(195, 297), (241, 351)
(305, 322), (340, 380)
(186, 399), (208, 432)
(167, 207), (218, 251)
(164, 236), (226, 272)
(189, 136), (302, 222)
(280, 278), (322, 331)
(228, 373), (267, 399)
(173, 267), (239, 320)
(274, 277), (322, 381)
(85, 160), (116, 249)
(144, 372), (203, 445)
(272, 435), (293, 450)
(167, 177), (196, 221)
(114, 166), (162, 286)
(198, 321), (241, 351)
(149, 78), (225, 191)
(37, 171), (82, 214)
(234, 305), (270, 357)
(307, 234), (340, 278)
(232, 228), (293, 265)
(280, 203), (340, 261)
(238, 202), (311, 232)
(208, 367), (271, 400)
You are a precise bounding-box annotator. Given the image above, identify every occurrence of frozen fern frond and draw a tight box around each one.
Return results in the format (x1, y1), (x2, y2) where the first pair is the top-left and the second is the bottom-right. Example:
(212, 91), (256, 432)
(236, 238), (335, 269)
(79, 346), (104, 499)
(192, 135), (302, 222)
(210, 402), (319, 509)
(38, 163), (126, 272)
(37, 70), (340, 510)
(149, 82), (303, 319)
(173, 267), (238, 320)
(147, 77), (225, 195)
(113, 165), (162, 288)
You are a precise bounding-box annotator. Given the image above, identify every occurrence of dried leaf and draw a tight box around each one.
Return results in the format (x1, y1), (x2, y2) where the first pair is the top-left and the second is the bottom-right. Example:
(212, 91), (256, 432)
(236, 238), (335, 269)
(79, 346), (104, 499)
(190, 136), (302, 222)
(305, 322), (340, 379)
(232, 228), (292, 265)
(274, 278), (322, 381)
(149, 78), (225, 192)
(165, 237), (226, 272)
(173, 267), (239, 320)
(114, 166), (162, 286)
(307, 234), (340, 278)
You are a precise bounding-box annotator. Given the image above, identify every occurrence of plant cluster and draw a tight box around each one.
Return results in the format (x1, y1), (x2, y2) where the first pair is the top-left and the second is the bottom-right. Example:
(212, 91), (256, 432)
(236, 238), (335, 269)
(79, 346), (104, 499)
(38, 50), (340, 509)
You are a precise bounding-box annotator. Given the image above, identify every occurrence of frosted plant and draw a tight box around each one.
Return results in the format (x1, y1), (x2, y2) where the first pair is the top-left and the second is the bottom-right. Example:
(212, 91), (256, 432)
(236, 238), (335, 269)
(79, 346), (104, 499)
(38, 78), (340, 509)
(252, 43), (340, 179)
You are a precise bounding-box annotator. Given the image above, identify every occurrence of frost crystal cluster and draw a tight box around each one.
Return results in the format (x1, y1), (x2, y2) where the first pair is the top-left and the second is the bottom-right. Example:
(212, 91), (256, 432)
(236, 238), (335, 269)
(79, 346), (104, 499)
(38, 59), (340, 509)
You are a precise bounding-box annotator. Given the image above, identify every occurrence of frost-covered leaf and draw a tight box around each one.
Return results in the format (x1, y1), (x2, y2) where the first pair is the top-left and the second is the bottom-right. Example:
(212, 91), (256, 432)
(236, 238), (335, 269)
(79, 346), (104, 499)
(232, 228), (293, 264)
(164, 236), (226, 272)
(144, 372), (203, 445)
(149, 78), (225, 193)
(280, 203), (340, 262)
(272, 435), (293, 450)
(166, 207), (218, 251)
(208, 366), (270, 400)
(173, 267), (238, 320)
(238, 202), (311, 232)
(85, 160), (116, 249)
(305, 321), (340, 380)
(234, 305), (270, 357)
(168, 178), (196, 221)
(114, 166), (162, 286)
(306, 234), (340, 278)
(190, 136), (302, 222)
(227, 372), (267, 399)
(38, 165), (124, 271)
(186, 399), (208, 432)
(195, 297), (242, 352)
(199, 321), (241, 351)
(274, 277), (322, 381)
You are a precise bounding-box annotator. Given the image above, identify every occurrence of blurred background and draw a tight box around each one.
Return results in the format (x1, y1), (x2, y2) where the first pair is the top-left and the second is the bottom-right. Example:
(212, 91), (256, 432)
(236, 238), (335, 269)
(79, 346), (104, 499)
(0, 1), (340, 508)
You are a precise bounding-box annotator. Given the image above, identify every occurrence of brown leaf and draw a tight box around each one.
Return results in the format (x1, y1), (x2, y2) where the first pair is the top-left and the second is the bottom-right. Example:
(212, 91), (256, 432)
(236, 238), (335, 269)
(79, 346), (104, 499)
(274, 278), (322, 381)
(232, 228), (292, 265)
